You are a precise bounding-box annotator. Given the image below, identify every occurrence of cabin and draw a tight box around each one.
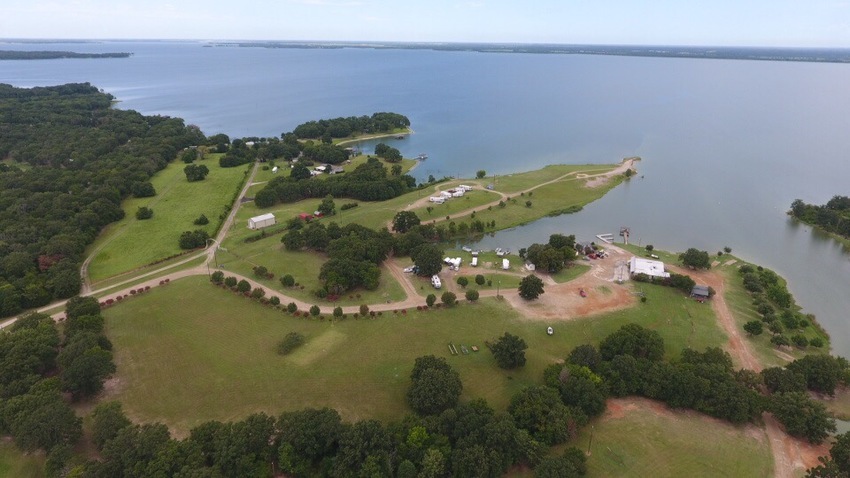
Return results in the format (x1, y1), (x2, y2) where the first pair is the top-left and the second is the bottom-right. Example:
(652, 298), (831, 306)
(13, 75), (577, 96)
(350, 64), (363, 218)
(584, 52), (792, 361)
(691, 285), (711, 301)
(248, 213), (276, 230)
(629, 257), (670, 279)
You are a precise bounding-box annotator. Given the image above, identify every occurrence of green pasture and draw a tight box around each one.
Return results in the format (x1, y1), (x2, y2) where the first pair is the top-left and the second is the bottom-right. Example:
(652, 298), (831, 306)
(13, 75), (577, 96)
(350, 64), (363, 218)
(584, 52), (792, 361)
(214, 242), (407, 306)
(483, 163), (619, 194)
(572, 403), (772, 478)
(102, 275), (727, 436)
(86, 155), (250, 283)
(0, 443), (44, 478)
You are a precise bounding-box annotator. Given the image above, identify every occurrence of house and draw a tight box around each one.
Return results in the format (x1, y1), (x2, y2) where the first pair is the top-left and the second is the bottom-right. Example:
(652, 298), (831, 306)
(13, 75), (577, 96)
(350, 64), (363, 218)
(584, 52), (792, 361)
(330, 166), (345, 175)
(691, 285), (711, 301)
(575, 241), (595, 256)
(629, 257), (670, 279)
(248, 213), (276, 230)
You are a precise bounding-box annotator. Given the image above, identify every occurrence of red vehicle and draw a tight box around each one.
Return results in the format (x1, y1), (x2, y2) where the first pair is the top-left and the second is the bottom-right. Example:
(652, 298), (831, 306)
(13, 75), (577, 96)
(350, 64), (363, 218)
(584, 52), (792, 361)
(579, 289), (587, 298)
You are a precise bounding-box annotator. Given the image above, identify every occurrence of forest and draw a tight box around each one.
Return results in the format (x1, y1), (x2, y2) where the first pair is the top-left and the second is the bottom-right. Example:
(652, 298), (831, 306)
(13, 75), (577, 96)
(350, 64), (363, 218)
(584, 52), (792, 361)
(0, 83), (205, 317)
(0, 51), (131, 60)
(292, 112), (410, 140)
(790, 196), (850, 239)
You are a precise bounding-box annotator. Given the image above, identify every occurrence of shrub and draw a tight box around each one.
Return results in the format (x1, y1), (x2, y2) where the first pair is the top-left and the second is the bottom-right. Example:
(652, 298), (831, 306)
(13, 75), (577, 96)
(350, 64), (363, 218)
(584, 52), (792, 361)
(250, 287), (266, 299)
(333, 306), (343, 318)
(210, 271), (224, 284)
(475, 274), (485, 285)
(135, 206), (153, 220)
(441, 292), (457, 307)
(193, 214), (209, 225)
(465, 289), (479, 302)
(456, 277), (469, 288)
(310, 305), (320, 316)
(253, 265), (268, 278)
(771, 334), (791, 347)
(287, 302), (298, 313)
(791, 335), (809, 348)
(269, 296), (280, 306)
(359, 304), (369, 316)
(809, 337), (825, 348)
(426, 294), (437, 307)
(224, 276), (237, 288)
(277, 332), (305, 355)
(281, 274), (295, 287)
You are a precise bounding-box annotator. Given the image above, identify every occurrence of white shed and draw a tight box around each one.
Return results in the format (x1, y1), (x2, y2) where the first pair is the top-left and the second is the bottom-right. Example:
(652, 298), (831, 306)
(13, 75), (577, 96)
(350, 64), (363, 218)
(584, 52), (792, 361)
(248, 213), (276, 230)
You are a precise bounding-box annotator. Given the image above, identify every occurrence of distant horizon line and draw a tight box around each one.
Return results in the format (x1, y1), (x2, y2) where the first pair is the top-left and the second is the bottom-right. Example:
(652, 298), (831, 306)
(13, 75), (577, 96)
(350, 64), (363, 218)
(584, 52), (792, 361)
(2, 38), (849, 51)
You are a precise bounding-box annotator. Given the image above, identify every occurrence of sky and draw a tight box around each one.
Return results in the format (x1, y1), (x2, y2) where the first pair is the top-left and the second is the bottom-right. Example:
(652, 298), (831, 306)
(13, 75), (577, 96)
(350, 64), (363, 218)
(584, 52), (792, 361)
(2, 0), (849, 47)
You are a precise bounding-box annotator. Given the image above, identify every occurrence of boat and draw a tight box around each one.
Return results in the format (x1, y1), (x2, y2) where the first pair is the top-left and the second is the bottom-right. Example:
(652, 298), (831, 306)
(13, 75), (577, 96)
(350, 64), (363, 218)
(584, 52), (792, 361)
(417, 153), (428, 160)
(462, 246), (472, 252)
(495, 248), (504, 256)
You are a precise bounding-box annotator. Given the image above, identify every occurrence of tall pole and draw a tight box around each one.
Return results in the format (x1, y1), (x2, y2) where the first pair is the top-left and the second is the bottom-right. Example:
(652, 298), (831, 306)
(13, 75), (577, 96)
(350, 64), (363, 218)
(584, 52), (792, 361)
(497, 280), (500, 299)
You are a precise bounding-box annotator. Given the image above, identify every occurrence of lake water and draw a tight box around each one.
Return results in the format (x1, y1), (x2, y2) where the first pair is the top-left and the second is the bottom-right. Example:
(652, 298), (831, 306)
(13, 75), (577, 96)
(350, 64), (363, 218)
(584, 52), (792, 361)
(2, 41), (850, 355)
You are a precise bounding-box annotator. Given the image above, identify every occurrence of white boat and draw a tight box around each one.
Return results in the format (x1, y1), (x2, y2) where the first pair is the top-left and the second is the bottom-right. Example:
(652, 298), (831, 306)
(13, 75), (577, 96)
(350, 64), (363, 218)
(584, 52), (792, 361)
(462, 246), (472, 252)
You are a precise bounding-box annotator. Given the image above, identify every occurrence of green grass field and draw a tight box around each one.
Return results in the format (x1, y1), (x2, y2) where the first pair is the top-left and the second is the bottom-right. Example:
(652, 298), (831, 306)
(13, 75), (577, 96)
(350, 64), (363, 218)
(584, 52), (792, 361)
(571, 401), (772, 477)
(86, 155), (250, 283)
(0, 443), (45, 478)
(102, 275), (727, 435)
(214, 243), (408, 306)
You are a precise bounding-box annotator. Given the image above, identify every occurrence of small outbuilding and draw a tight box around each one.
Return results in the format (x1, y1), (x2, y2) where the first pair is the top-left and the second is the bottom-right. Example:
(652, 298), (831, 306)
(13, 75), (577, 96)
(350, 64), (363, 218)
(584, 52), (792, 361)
(248, 213), (276, 230)
(691, 285), (711, 301)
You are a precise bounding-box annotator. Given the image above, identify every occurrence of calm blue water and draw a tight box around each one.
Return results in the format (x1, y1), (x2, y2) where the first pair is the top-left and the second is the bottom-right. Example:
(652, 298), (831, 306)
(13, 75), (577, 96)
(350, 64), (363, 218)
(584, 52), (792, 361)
(2, 41), (850, 355)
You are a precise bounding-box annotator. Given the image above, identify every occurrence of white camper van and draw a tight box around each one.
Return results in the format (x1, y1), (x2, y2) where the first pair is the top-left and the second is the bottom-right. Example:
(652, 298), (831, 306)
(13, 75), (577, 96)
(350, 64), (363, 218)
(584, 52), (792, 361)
(431, 275), (442, 289)
(502, 259), (510, 270)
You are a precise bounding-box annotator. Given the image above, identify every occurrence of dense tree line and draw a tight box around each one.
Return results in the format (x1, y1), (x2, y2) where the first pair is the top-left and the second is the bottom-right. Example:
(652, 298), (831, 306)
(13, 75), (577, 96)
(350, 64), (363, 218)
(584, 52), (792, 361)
(738, 263), (823, 347)
(791, 196), (850, 239)
(523, 234), (578, 273)
(256, 157), (415, 207)
(0, 83), (205, 317)
(292, 112), (410, 140)
(0, 297), (115, 474)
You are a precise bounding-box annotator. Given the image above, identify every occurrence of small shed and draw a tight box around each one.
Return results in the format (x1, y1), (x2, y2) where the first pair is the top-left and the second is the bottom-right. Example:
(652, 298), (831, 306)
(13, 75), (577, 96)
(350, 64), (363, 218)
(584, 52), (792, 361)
(691, 285), (711, 300)
(248, 213), (276, 230)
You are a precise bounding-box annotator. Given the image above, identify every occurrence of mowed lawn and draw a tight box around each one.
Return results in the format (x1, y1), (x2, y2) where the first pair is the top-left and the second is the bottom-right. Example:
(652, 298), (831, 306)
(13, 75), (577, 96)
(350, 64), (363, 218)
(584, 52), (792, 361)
(86, 156), (250, 283)
(571, 400), (772, 478)
(103, 275), (728, 436)
(0, 442), (45, 478)
(214, 243), (408, 306)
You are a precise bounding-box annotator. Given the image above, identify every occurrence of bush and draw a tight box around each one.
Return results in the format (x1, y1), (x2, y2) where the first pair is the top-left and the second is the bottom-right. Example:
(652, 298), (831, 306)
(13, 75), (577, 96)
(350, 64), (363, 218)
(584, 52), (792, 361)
(465, 289), (479, 302)
(178, 229), (209, 250)
(277, 332), (305, 355)
(475, 274), (486, 285)
(224, 276), (237, 288)
(359, 304), (369, 316)
(456, 276), (469, 288)
(340, 202), (359, 211)
(333, 306), (343, 318)
(253, 265), (268, 278)
(287, 302), (298, 313)
(771, 334), (791, 347)
(135, 206), (153, 220)
(809, 337), (825, 348)
(791, 335), (809, 348)
(426, 294), (437, 307)
(269, 296), (280, 306)
(193, 214), (209, 225)
(310, 305), (320, 316)
(210, 271), (224, 284)
(250, 287), (266, 299)
(280, 274), (295, 287)
(441, 292), (457, 307)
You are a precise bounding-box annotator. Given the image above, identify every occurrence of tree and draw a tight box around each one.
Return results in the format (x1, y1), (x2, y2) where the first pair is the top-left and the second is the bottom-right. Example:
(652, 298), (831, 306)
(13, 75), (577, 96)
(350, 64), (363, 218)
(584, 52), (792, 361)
(770, 392), (836, 444)
(508, 386), (579, 445)
(277, 408), (343, 475)
(465, 289), (479, 302)
(407, 356), (463, 415)
(282, 229), (304, 251)
(412, 244), (443, 276)
(391, 164), (402, 176)
(441, 291), (457, 307)
(60, 346), (116, 399)
(66, 296), (101, 320)
(679, 248), (711, 269)
(645, 244), (654, 252)
(744, 320), (764, 336)
(290, 163), (312, 181)
(457, 276), (469, 288)
(318, 195), (336, 216)
(236, 279), (251, 293)
(426, 294), (437, 307)
(534, 447), (587, 478)
(310, 305), (320, 316)
(518, 274), (545, 300)
(253, 265), (268, 278)
(178, 229), (209, 249)
(567, 344), (604, 372)
(806, 432), (850, 477)
(476, 170), (487, 179)
(250, 287), (265, 299)
(475, 274), (486, 285)
(392, 211), (421, 233)
(91, 401), (132, 450)
(787, 354), (848, 395)
(130, 181), (156, 198)
(491, 332), (528, 369)
(193, 214), (209, 225)
(277, 332), (305, 355)
(224, 276), (237, 288)
(599, 323), (665, 361)
(183, 164), (209, 182)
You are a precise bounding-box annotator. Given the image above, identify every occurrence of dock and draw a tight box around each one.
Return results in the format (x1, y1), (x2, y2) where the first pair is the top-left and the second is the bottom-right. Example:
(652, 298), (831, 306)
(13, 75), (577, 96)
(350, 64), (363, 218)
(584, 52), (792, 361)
(596, 233), (614, 244)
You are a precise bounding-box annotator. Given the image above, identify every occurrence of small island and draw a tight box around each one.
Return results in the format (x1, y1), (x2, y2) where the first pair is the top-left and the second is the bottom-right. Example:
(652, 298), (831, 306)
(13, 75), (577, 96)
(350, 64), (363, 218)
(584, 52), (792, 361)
(0, 50), (131, 60)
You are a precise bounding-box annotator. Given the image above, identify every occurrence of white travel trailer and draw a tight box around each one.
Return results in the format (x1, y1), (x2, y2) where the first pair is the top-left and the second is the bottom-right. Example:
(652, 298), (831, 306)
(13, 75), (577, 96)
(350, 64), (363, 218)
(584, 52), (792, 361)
(471, 257), (478, 267)
(429, 196), (445, 204)
(431, 275), (442, 289)
(502, 259), (510, 270)
(451, 191), (465, 198)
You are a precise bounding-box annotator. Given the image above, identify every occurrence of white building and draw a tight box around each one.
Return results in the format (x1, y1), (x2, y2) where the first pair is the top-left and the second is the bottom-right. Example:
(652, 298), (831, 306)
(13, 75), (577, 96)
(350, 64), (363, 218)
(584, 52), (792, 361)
(629, 257), (670, 278)
(248, 213), (276, 230)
